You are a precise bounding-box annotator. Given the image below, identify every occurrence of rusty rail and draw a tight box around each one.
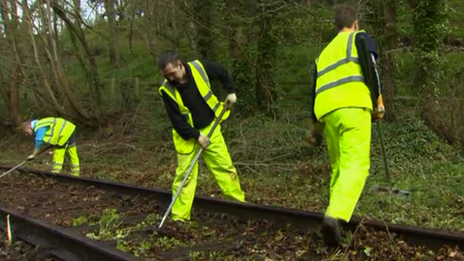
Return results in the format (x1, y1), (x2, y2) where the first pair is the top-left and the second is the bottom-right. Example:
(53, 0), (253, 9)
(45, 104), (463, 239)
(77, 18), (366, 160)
(1, 166), (464, 253)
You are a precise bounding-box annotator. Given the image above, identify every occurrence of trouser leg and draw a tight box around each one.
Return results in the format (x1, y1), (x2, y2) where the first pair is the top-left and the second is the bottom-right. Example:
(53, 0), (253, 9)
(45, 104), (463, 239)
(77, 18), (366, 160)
(202, 123), (245, 202)
(52, 146), (66, 173)
(171, 145), (200, 221)
(324, 108), (372, 222)
(323, 117), (341, 200)
(66, 133), (80, 176)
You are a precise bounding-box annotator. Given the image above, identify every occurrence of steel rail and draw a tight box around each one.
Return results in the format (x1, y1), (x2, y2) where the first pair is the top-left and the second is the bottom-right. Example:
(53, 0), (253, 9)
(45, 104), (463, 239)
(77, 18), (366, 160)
(2, 166), (464, 252)
(0, 205), (142, 261)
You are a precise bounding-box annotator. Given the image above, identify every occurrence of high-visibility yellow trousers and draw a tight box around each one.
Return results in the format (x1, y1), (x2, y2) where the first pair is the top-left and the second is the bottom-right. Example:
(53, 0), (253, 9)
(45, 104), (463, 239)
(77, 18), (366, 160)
(321, 108), (371, 222)
(51, 133), (80, 176)
(171, 121), (245, 221)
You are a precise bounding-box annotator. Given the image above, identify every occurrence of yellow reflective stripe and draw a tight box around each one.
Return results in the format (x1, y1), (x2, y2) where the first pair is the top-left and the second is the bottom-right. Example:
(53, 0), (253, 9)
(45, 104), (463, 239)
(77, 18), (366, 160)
(317, 32), (358, 78)
(34, 119), (54, 131)
(34, 122), (52, 129)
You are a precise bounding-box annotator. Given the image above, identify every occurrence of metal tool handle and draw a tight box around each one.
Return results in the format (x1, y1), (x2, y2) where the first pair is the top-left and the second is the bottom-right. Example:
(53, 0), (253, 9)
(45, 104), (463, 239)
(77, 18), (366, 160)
(0, 160), (28, 179)
(377, 122), (392, 187)
(0, 145), (52, 179)
(158, 101), (231, 229)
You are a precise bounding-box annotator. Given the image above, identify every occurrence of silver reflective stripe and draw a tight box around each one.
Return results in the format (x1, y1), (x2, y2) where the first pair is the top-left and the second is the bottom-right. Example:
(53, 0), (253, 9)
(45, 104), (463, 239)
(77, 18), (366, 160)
(164, 82), (191, 121)
(190, 60), (220, 111)
(57, 120), (67, 142)
(203, 90), (212, 101)
(317, 32), (358, 78)
(190, 60), (211, 89)
(34, 120), (53, 131)
(190, 60), (220, 112)
(47, 118), (57, 143)
(316, 76), (365, 95)
(164, 82), (176, 96)
(212, 102), (220, 112)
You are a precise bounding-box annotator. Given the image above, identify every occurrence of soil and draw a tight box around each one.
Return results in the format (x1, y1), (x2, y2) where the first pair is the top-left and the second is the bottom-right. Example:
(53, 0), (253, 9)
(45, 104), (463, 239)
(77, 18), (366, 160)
(0, 173), (463, 261)
(0, 233), (60, 261)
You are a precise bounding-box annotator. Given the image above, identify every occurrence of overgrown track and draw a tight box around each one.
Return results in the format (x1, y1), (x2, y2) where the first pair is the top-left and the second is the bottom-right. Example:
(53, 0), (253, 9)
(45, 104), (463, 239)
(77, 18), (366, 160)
(0, 206), (141, 261)
(0, 166), (463, 260)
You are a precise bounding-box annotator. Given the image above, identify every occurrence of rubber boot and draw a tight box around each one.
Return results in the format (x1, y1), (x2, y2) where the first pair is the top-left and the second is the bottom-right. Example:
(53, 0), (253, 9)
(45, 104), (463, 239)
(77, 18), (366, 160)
(173, 219), (185, 227)
(321, 216), (342, 247)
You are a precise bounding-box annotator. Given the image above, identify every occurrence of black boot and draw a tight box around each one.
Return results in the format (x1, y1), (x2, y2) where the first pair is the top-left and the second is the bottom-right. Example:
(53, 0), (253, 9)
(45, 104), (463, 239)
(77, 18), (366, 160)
(321, 216), (342, 247)
(173, 219), (185, 227)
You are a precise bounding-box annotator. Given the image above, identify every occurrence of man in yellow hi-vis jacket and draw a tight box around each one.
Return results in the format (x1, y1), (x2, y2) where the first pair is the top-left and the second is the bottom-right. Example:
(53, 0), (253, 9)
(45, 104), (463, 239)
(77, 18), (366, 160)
(157, 50), (245, 223)
(306, 5), (385, 246)
(21, 117), (80, 176)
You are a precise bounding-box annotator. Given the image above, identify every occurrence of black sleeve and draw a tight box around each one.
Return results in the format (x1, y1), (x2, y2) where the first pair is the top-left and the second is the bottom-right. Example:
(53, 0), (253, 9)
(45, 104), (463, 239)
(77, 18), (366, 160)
(200, 59), (234, 94)
(160, 90), (201, 140)
(355, 32), (383, 98)
(309, 63), (318, 121)
(356, 32), (379, 58)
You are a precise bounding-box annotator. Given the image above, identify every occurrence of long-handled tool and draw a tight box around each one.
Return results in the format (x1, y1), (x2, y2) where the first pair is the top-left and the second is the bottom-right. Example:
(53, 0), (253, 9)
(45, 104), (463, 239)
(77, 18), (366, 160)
(357, 34), (411, 196)
(0, 145), (52, 179)
(157, 101), (230, 230)
(371, 122), (411, 196)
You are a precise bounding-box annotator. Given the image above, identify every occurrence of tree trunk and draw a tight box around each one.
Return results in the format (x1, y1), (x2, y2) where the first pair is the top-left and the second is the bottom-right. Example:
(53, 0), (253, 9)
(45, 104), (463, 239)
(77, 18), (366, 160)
(73, 0), (81, 25)
(143, 1), (158, 62)
(0, 0), (22, 126)
(51, 2), (102, 108)
(409, 0), (455, 143)
(104, 0), (121, 68)
(381, 0), (398, 122)
(193, 0), (214, 59)
(226, 0), (255, 115)
(255, 1), (281, 113)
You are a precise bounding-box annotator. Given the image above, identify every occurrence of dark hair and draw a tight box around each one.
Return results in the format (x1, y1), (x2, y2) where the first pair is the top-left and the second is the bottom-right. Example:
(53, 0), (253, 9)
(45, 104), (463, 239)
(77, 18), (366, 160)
(334, 5), (357, 31)
(158, 50), (181, 70)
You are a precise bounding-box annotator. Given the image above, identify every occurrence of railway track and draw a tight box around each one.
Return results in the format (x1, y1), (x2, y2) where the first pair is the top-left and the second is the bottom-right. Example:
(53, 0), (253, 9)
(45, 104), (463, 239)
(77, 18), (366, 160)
(0, 166), (463, 260)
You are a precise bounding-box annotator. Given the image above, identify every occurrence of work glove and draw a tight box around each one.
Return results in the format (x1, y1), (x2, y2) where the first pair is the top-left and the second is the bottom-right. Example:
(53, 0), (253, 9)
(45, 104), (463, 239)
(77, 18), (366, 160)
(372, 94), (385, 121)
(27, 154), (35, 161)
(198, 134), (211, 149)
(304, 122), (324, 147)
(226, 93), (237, 105)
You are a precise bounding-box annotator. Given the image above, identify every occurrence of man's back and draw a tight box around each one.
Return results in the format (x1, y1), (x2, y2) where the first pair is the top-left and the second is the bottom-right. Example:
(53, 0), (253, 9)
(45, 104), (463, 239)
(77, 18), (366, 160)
(314, 30), (372, 120)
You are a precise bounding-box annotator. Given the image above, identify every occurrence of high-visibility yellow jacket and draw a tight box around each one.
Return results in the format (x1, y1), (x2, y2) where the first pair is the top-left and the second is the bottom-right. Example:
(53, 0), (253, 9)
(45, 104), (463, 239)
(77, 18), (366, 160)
(314, 30), (373, 120)
(34, 117), (76, 146)
(159, 60), (230, 154)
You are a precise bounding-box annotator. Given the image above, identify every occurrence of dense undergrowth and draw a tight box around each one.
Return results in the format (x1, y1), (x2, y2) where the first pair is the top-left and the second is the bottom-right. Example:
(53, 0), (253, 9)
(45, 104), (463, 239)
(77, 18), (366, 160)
(1, 102), (463, 233)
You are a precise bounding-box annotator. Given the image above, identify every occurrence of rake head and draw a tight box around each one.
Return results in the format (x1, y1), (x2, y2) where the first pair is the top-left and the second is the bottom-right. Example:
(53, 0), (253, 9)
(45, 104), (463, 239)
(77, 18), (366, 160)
(371, 184), (411, 196)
